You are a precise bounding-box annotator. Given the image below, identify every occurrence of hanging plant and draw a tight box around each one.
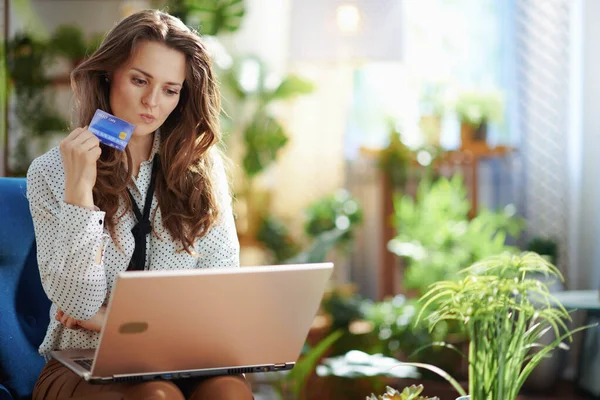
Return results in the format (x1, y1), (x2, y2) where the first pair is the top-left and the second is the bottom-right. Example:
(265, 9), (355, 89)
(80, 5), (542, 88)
(242, 112), (288, 178)
(223, 55), (314, 179)
(162, 0), (246, 35)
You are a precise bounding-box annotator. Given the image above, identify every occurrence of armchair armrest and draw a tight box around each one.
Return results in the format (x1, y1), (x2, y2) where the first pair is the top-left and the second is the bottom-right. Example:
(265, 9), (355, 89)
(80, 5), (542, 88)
(0, 383), (14, 400)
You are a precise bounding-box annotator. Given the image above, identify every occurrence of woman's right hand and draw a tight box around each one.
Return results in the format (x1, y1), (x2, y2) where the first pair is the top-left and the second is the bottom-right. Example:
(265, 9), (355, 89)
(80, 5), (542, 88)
(56, 307), (107, 333)
(60, 126), (101, 210)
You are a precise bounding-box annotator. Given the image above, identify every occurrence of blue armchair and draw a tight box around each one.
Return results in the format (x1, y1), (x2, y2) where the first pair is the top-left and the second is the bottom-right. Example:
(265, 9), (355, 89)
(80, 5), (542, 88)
(0, 178), (51, 400)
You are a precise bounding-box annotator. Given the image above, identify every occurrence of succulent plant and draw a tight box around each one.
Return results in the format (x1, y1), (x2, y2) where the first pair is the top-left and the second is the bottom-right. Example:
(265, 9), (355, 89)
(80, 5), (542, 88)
(366, 384), (439, 400)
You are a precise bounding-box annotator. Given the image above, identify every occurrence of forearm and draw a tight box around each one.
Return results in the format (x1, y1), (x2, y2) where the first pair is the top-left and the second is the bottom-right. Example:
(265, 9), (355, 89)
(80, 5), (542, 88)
(63, 185), (105, 265)
(64, 183), (95, 210)
(38, 202), (109, 320)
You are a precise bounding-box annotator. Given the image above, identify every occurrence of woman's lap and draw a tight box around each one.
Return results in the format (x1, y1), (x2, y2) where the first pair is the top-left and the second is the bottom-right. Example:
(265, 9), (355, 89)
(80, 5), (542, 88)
(33, 359), (129, 399)
(33, 359), (253, 400)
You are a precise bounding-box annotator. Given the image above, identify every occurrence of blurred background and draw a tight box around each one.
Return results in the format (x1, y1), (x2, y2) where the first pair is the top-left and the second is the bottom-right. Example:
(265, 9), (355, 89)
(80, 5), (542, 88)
(1, 0), (599, 398)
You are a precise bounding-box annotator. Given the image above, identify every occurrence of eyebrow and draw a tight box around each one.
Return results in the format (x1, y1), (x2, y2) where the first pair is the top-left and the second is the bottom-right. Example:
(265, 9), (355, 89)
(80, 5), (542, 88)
(131, 67), (183, 87)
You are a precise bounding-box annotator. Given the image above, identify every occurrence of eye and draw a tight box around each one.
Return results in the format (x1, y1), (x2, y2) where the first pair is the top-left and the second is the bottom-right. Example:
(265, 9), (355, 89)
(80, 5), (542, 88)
(165, 88), (180, 96)
(132, 77), (147, 86)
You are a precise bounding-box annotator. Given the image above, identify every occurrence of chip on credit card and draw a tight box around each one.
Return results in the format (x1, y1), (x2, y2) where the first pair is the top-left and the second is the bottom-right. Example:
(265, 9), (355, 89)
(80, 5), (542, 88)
(89, 109), (136, 151)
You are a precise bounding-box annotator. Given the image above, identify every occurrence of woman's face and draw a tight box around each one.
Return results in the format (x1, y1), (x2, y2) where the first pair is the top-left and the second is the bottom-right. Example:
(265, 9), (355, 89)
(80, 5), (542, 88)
(109, 40), (186, 137)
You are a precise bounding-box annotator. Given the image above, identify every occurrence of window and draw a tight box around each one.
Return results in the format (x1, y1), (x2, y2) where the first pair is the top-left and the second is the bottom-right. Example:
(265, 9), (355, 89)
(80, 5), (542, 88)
(344, 0), (511, 157)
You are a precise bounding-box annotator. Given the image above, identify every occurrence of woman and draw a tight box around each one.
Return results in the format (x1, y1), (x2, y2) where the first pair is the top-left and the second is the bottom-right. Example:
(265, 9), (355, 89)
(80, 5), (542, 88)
(26, 9), (252, 400)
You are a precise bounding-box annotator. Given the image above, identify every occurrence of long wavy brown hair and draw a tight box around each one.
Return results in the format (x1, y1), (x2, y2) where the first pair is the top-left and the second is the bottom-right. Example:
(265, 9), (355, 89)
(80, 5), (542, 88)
(71, 9), (223, 253)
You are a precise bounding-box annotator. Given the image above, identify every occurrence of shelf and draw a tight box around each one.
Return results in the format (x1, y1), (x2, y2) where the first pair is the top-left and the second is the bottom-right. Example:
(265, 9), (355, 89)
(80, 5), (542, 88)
(361, 143), (517, 163)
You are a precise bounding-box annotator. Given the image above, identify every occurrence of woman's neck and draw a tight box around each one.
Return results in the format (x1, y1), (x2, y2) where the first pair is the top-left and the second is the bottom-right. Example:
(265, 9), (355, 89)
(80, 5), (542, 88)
(127, 133), (154, 177)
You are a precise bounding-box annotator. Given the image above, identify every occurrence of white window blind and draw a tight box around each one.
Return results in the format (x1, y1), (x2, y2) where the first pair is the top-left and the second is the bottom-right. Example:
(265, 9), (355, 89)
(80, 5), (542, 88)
(515, 0), (572, 274)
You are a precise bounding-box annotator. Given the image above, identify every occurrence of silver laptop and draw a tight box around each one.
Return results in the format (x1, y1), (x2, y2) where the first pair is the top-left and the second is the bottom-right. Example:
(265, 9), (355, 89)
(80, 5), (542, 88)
(50, 262), (333, 384)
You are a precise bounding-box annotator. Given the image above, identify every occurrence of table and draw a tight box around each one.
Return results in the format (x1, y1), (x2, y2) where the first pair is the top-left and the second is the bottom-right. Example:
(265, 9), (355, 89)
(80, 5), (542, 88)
(553, 290), (600, 398)
(553, 290), (600, 310)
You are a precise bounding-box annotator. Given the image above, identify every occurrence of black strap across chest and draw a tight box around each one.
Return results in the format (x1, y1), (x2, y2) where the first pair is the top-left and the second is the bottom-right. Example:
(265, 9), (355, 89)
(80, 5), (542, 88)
(126, 154), (160, 271)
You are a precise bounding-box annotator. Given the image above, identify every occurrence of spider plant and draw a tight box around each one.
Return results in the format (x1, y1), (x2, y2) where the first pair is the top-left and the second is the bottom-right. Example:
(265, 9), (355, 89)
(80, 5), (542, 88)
(418, 252), (593, 400)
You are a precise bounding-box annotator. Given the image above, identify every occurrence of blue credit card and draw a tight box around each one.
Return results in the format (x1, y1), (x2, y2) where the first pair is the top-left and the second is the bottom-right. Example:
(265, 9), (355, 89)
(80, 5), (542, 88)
(89, 109), (136, 151)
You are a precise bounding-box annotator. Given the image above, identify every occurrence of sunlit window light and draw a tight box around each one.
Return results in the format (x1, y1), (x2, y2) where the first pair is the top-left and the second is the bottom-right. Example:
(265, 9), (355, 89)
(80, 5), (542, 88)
(336, 3), (361, 34)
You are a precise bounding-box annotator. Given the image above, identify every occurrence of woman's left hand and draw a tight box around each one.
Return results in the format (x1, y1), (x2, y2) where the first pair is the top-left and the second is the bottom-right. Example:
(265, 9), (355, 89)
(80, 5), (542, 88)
(56, 307), (107, 333)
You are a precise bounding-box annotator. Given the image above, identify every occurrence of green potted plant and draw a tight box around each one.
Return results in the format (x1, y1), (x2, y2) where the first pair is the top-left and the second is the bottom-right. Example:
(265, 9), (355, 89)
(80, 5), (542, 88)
(255, 190), (363, 265)
(416, 252), (593, 400)
(378, 124), (412, 190)
(48, 25), (89, 67)
(362, 295), (467, 382)
(386, 176), (524, 381)
(454, 89), (504, 150)
(526, 236), (558, 266)
(367, 385), (438, 400)
(388, 175), (524, 296)
(303, 189), (363, 253)
(256, 215), (300, 263)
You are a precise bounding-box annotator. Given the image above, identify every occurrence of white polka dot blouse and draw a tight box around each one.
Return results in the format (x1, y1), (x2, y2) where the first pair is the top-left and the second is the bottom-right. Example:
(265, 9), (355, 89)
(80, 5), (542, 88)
(26, 132), (240, 358)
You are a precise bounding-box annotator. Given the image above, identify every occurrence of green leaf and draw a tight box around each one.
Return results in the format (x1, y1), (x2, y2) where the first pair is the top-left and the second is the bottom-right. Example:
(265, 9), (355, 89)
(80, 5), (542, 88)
(286, 330), (343, 398)
(220, 56), (266, 99)
(391, 362), (467, 397)
(185, 0), (245, 35)
(242, 113), (288, 177)
(408, 341), (467, 361)
(285, 229), (346, 264)
(516, 323), (597, 390)
(268, 75), (315, 101)
(256, 215), (300, 263)
(221, 67), (247, 100)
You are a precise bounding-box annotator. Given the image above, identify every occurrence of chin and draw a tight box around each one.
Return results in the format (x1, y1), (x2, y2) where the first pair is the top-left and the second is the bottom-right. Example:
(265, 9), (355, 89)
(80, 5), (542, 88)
(132, 126), (157, 136)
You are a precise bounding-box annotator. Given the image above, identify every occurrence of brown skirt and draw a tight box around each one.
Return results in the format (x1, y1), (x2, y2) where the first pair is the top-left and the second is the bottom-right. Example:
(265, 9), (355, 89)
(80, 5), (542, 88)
(32, 359), (250, 400)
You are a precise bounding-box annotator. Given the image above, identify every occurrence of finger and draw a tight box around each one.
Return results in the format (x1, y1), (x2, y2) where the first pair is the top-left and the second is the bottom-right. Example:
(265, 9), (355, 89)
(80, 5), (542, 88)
(60, 128), (86, 153)
(70, 127), (96, 147)
(80, 133), (101, 151)
(66, 318), (79, 330)
(64, 127), (86, 143)
(60, 314), (70, 326)
(74, 320), (85, 330)
(64, 317), (75, 329)
(56, 310), (64, 321)
(91, 146), (102, 161)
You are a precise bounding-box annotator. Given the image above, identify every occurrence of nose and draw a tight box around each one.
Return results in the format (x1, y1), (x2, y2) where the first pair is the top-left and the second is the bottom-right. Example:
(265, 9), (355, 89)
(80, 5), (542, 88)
(142, 87), (159, 108)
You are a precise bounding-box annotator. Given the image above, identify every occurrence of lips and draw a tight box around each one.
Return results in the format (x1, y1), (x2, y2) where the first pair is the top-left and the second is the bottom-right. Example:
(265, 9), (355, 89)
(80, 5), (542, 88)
(140, 114), (156, 124)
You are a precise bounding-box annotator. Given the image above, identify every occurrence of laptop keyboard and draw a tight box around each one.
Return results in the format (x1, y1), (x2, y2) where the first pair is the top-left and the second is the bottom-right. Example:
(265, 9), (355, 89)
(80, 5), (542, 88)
(74, 359), (93, 371)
